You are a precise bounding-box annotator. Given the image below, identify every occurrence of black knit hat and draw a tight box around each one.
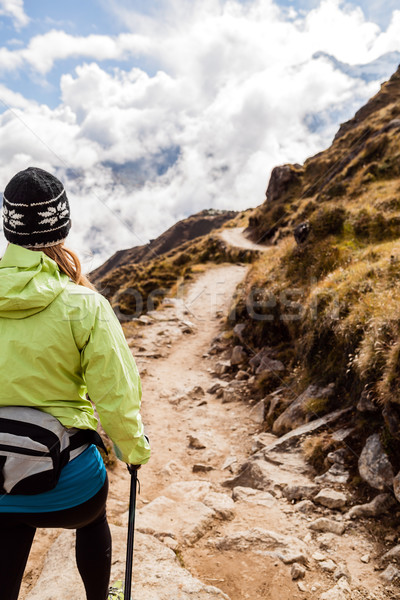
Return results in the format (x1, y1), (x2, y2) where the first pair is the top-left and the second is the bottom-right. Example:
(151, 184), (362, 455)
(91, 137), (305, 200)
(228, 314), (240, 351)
(2, 167), (71, 248)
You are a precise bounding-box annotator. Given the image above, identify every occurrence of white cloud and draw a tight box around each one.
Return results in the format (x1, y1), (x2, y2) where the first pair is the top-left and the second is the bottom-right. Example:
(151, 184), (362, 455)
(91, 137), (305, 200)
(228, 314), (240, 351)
(0, 0), (29, 28)
(0, 0), (399, 267)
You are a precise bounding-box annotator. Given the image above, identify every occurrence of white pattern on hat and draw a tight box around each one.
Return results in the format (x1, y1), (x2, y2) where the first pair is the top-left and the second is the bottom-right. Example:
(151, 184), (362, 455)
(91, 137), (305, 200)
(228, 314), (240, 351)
(38, 201), (69, 227)
(3, 206), (25, 229)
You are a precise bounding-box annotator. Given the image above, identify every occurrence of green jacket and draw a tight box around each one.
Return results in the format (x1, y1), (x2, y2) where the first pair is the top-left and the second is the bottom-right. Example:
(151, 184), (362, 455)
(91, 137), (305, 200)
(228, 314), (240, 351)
(0, 243), (150, 465)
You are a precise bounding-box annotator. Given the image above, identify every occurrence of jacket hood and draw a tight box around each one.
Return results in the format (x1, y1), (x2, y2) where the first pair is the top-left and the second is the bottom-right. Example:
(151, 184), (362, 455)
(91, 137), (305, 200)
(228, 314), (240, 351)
(0, 243), (69, 319)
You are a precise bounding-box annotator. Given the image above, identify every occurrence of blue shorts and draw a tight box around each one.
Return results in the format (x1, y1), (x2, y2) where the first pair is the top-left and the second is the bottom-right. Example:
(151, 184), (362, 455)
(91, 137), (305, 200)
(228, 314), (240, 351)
(0, 444), (106, 513)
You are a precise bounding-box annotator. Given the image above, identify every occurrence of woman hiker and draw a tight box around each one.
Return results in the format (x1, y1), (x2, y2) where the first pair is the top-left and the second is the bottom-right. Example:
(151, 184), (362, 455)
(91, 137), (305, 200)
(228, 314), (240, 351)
(0, 166), (150, 600)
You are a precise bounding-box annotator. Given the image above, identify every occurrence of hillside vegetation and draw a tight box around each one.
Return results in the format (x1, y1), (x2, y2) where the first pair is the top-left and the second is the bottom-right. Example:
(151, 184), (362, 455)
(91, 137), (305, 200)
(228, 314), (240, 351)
(234, 65), (400, 472)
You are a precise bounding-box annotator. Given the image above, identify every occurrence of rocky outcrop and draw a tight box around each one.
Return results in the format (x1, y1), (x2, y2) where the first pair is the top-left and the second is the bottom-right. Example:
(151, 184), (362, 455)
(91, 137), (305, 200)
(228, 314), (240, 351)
(265, 165), (303, 203)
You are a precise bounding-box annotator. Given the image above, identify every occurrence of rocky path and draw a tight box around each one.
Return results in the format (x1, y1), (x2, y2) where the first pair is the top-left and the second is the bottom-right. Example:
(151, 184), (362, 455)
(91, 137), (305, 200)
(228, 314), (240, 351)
(219, 226), (270, 252)
(22, 264), (399, 599)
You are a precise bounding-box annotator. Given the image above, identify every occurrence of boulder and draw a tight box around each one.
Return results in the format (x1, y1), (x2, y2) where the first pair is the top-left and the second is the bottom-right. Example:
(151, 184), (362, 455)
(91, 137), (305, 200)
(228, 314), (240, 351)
(358, 433), (394, 491)
(313, 489), (347, 509)
(272, 383), (335, 436)
(346, 493), (396, 519)
(26, 527), (230, 600)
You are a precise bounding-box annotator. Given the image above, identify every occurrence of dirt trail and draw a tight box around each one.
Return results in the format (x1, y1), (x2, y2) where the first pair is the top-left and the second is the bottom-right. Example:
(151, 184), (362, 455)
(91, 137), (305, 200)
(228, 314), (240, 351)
(219, 227), (270, 252)
(21, 263), (396, 600)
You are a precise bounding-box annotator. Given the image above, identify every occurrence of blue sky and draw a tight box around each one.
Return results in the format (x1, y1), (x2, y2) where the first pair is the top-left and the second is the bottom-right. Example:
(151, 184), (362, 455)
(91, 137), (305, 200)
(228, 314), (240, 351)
(0, 0), (399, 266)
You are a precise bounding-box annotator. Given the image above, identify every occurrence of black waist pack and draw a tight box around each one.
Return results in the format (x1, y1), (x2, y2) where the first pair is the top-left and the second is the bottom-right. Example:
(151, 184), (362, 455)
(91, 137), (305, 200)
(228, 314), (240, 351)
(0, 406), (106, 496)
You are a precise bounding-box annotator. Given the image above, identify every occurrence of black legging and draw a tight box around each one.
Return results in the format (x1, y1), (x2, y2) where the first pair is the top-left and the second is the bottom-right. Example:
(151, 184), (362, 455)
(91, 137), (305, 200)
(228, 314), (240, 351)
(0, 477), (111, 600)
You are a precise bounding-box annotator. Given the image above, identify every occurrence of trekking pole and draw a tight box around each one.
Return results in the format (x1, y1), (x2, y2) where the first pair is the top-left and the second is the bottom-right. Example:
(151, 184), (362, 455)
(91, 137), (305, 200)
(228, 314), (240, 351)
(124, 465), (139, 600)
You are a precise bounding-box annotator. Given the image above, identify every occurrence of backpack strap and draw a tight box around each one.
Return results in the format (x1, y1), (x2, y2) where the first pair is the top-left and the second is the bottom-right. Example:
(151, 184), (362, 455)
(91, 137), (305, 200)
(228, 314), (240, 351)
(69, 429), (108, 455)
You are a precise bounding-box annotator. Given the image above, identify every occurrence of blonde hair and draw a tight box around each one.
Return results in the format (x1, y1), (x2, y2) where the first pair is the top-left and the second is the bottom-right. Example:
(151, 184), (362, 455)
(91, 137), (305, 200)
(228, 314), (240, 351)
(38, 244), (96, 290)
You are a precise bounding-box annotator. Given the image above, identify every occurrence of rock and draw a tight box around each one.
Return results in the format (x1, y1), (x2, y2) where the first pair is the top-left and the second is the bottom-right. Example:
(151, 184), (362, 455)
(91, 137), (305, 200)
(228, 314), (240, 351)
(381, 544), (400, 565)
(380, 564), (400, 583)
(319, 559), (337, 573)
(222, 388), (242, 404)
(207, 381), (229, 394)
(190, 385), (205, 397)
(230, 345), (247, 365)
(221, 455), (237, 470)
(313, 489), (347, 509)
(297, 581), (307, 592)
(212, 527), (307, 564)
(248, 347), (285, 375)
(295, 500), (315, 513)
(224, 457), (311, 492)
(249, 399), (266, 424)
(291, 563), (306, 580)
(312, 552), (326, 561)
(251, 432), (276, 453)
(203, 492), (235, 520)
(266, 393), (292, 423)
(331, 428), (356, 442)
(136, 495), (215, 544)
(357, 389), (378, 412)
(358, 433), (394, 491)
(214, 361), (231, 376)
(181, 319), (195, 333)
(259, 408), (352, 454)
(223, 460), (273, 490)
(282, 484), (319, 501)
(326, 448), (347, 465)
(346, 493), (396, 519)
(232, 486), (276, 507)
(333, 563), (351, 582)
(235, 370), (249, 380)
(272, 383), (335, 436)
(188, 435), (207, 449)
(233, 323), (246, 343)
(314, 464), (350, 485)
(193, 464), (215, 473)
(360, 554), (370, 563)
(308, 518), (347, 535)
(26, 527), (230, 600)
(319, 576), (351, 600)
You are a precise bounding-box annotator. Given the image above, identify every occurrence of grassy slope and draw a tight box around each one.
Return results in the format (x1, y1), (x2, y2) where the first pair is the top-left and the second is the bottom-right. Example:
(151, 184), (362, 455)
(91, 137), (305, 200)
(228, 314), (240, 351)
(234, 66), (400, 469)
